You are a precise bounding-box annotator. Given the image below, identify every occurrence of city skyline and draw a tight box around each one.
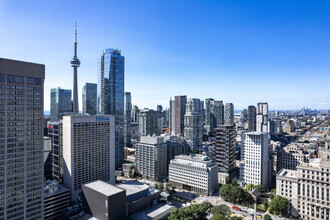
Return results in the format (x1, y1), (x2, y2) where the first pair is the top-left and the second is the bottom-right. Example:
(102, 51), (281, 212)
(1, 0), (330, 110)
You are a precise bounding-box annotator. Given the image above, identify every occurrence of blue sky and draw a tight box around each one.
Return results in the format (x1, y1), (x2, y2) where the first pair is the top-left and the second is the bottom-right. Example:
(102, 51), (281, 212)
(0, 0), (330, 111)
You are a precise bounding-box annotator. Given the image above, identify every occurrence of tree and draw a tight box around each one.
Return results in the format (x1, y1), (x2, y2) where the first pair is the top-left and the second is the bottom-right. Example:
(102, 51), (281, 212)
(264, 214), (272, 220)
(246, 183), (254, 191)
(269, 196), (288, 216)
(219, 183), (250, 204)
(159, 183), (164, 190)
(211, 204), (230, 217)
(263, 199), (269, 211)
(255, 184), (264, 193)
(168, 202), (213, 220)
(154, 183), (159, 189)
(211, 214), (227, 220)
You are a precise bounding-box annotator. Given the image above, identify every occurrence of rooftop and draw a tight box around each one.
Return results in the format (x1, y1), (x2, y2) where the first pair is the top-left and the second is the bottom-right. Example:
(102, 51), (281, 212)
(139, 135), (164, 145)
(277, 169), (297, 178)
(117, 181), (150, 196)
(83, 180), (124, 196)
(147, 204), (175, 218)
(171, 154), (215, 168)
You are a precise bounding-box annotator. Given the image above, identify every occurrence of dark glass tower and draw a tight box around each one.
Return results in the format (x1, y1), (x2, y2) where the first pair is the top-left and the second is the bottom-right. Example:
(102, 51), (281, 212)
(70, 22), (80, 114)
(82, 83), (97, 115)
(97, 48), (124, 168)
(50, 87), (72, 122)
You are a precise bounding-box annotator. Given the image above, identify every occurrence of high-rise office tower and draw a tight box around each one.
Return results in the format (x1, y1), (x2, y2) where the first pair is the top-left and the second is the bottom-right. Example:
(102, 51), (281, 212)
(213, 125), (236, 175)
(240, 109), (247, 121)
(256, 102), (268, 133)
(124, 92), (132, 147)
(169, 96), (187, 136)
(248, 105), (256, 131)
(48, 121), (64, 182)
(139, 109), (161, 136)
(0, 58), (45, 219)
(131, 105), (140, 123)
(184, 98), (203, 151)
(224, 103), (234, 125)
(97, 48), (124, 169)
(82, 83), (97, 115)
(205, 98), (214, 134)
(157, 105), (163, 112)
(50, 87), (72, 122)
(70, 23), (80, 114)
(240, 132), (271, 188)
(62, 115), (115, 201)
(205, 99), (225, 135)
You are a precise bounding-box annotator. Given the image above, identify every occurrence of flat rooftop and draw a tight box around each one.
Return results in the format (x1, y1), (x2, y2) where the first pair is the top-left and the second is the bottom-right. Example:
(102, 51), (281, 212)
(147, 204), (174, 218)
(245, 131), (267, 135)
(84, 180), (124, 196)
(277, 169), (297, 178)
(172, 155), (214, 168)
(117, 181), (149, 196)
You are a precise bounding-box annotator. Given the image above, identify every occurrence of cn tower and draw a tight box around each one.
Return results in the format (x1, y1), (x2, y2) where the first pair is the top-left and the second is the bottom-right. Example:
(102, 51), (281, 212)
(70, 22), (80, 113)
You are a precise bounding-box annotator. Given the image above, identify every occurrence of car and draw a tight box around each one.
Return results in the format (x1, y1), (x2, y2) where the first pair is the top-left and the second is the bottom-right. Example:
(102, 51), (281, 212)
(232, 206), (241, 211)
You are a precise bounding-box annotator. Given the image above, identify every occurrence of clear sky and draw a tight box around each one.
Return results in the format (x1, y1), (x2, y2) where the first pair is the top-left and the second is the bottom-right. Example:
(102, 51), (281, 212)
(1, 0), (330, 111)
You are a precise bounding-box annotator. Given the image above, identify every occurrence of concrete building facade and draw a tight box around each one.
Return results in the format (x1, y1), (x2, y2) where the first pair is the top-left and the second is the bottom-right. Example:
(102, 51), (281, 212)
(0, 58), (45, 219)
(169, 155), (218, 195)
(135, 136), (167, 181)
(240, 132), (270, 188)
(62, 115), (115, 201)
(256, 102), (268, 133)
(248, 105), (256, 131)
(169, 96), (187, 136)
(184, 98), (203, 151)
(213, 125), (236, 175)
(124, 92), (132, 147)
(224, 103), (234, 125)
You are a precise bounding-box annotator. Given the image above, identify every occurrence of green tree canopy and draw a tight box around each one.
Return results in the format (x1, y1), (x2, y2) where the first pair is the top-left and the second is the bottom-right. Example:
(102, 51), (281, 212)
(168, 202), (213, 220)
(264, 214), (272, 220)
(269, 196), (288, 216)
(211, 204), (230, 217)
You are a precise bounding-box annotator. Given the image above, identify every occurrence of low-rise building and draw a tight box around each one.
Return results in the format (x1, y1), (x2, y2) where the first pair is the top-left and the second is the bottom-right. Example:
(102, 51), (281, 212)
(169, 155), (218, 195)
(44, 180), (71, 219)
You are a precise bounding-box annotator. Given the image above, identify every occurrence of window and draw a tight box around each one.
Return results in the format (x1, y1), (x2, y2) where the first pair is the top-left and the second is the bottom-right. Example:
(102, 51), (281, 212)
(26, 77), (41, 85)
(0, 74), (4, 82)
(7, 75), (24, 84)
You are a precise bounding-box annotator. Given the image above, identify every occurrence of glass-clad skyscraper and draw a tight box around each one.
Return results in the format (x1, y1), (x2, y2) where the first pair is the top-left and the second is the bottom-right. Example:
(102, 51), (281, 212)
(50, 87), (72, 121)
(82, 83), (97, 115)
(97, 48), (124, 168)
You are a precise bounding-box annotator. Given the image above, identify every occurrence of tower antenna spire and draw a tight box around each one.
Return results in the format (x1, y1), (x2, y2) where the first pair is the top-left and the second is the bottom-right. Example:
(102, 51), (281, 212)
(71, 21), (80, 113)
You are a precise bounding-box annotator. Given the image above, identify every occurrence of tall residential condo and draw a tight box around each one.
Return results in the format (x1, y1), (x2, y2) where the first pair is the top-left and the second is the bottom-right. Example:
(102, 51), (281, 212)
(239, 131), (272, 188)
(124, 92), (132, 147)
(256, 102), (268, 133)
(224, 103), (234, 125)
(62, 115), (115, 201)
(0, 58), (45, 219)
(213, 125), (236, 176)
(50, 87), (72, 122)
(248, 105), (256, 131)
(82, 83), (97, 115)
(139, 109), (161, 136)
(184, 98), (203, 151)
(97, 48), (125, 169)
(169, 95), (187, 136)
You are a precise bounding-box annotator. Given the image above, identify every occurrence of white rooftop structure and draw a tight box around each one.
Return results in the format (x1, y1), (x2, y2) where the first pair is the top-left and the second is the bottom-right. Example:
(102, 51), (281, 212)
(84, 180), (124, 196)
(140, 135), (164, 144)
(172, 154), (213, 168)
